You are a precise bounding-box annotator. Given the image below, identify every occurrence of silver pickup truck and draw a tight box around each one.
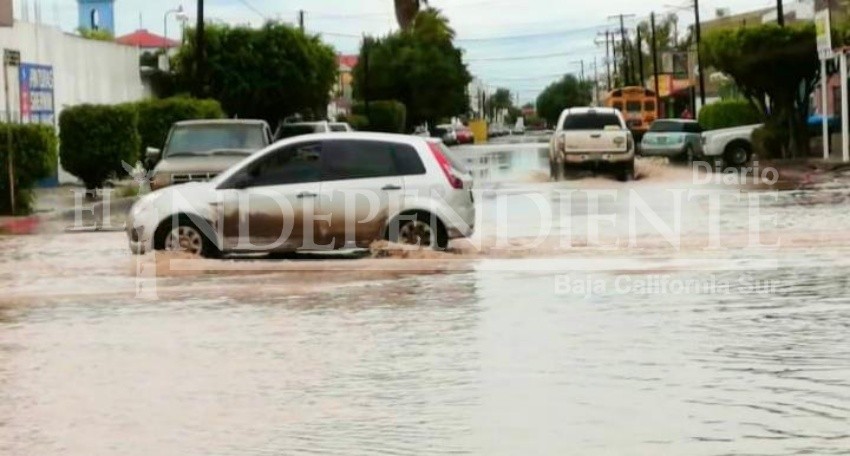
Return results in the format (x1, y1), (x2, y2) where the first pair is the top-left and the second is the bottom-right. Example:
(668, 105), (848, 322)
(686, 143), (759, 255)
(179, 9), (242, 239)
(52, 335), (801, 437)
(549, 107), (636, 181)
(701, 124), (762, 167)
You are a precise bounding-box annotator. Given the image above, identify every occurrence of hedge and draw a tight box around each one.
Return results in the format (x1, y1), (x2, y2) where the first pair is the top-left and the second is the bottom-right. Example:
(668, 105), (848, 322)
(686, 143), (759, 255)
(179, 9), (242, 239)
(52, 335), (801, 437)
(60, 104), (140, 190)
(338, 114), (369, 131)
(698, 100), (762, 131)
(0, 124), (58, 215)
(130, 97), (224, 157)
(352, 100), (406, 134)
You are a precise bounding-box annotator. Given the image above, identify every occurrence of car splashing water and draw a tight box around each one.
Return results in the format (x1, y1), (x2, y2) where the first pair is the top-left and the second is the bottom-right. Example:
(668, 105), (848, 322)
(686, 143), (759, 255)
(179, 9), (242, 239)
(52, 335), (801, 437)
(1, 146), (849, 455)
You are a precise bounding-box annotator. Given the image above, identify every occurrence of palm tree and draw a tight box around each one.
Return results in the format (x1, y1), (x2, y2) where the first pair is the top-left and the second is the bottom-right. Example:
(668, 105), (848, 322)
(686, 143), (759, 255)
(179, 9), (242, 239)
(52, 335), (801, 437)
(394, 0), (428, 30)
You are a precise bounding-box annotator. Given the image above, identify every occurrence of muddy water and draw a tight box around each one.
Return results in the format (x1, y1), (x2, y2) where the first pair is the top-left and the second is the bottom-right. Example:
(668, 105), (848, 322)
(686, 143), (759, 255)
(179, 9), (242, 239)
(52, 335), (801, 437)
(1, 148), (849, 455)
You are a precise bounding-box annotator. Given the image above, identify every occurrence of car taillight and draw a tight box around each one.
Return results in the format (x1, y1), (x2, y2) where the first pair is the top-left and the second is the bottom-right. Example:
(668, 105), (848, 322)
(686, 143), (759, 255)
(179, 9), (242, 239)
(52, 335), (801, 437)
(428, 142), (464, 189)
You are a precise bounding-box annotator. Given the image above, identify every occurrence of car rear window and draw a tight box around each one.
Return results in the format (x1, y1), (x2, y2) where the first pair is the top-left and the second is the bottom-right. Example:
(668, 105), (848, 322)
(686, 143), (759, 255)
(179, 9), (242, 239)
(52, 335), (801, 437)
(649, 121), (685, 133)
(322, 140), (426, 180)
(561, 113), (622, 130)
(330, 124), (349, 132)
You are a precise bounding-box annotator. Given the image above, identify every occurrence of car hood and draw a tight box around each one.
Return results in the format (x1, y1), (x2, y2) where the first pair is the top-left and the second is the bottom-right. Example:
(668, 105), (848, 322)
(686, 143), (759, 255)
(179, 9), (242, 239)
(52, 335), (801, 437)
(153, 153), (251, 175)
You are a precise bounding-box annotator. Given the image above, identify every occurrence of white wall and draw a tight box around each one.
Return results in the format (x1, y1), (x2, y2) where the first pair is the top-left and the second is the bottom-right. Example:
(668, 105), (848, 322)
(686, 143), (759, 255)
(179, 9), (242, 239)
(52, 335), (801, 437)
(0, 20), (145, 183)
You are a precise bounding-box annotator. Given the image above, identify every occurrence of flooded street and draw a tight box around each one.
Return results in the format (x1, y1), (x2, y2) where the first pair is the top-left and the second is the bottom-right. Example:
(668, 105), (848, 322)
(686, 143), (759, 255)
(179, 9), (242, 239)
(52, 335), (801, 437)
(2, 145), (850, 455)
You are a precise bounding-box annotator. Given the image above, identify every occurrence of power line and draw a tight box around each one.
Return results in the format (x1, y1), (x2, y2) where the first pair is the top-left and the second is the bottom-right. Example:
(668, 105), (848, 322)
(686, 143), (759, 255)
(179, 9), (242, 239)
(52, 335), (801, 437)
(456, 24), (608, 43)
(235, 0), (269, 20)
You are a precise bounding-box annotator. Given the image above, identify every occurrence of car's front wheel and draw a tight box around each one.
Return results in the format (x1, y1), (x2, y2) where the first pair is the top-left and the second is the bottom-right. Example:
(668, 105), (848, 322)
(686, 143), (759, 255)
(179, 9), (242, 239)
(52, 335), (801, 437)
(617, 161), (636, 182)
(156, 217), (221, 258)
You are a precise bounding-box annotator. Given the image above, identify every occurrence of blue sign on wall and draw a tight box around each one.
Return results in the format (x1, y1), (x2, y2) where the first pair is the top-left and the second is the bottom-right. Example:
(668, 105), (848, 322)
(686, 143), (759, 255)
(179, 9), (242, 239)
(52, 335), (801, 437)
(19, 63), (55, 126)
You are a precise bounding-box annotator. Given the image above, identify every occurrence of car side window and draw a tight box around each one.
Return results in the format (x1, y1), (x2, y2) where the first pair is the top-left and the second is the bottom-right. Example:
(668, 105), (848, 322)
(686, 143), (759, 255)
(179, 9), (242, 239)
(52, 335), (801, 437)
(322, 140), (400, 180)
(685, 123), (703, 134)
(245, 142), (322, 187)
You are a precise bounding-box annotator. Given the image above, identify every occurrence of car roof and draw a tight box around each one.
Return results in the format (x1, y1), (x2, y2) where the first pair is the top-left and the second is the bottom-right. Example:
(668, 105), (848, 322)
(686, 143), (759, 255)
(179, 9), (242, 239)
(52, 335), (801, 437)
(564, 107), (620, 115)
(174, 119), (267, 127)
(272, 131), (426, 146)
(281, 121), (329, 127)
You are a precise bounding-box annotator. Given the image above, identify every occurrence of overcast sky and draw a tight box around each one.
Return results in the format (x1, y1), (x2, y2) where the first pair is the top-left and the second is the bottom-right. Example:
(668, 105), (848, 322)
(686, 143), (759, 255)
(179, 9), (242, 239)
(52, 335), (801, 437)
(20, 0), (782, 104)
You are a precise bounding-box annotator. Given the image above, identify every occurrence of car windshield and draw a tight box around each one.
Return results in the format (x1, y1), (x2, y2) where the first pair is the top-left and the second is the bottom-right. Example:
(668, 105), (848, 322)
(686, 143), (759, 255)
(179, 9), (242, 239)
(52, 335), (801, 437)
(165, 125), (266, 157)
(276, 124), (321, 140)
(650, 121), (687, 133)
(561, 113), (622, 130)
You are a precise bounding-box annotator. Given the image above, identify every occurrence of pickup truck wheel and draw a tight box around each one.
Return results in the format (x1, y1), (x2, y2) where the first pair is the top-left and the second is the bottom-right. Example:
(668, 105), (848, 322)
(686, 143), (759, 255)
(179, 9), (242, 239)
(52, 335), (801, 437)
(617, 162), (636, 182)
(724, 141), (752, 167)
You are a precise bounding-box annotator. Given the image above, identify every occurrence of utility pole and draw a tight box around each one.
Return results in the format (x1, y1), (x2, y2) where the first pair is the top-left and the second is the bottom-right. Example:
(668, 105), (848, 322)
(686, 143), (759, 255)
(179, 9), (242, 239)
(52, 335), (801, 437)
(298, 10), (305, 32)
(195, 0), (205, 97)
(693, 0), (707, 108)
(593, 56), (600, 105)
(636, 25), (645, 86)
(650, 12), (661, 117)
(363, 36), (371, 120)
(610, 14), (636, 86)
(777, 0), (784, 26)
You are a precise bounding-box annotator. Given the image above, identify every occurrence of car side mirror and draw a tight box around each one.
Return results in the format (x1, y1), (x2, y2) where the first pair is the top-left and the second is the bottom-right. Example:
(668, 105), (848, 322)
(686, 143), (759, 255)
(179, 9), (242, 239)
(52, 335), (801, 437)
(145, 147), (161, 161)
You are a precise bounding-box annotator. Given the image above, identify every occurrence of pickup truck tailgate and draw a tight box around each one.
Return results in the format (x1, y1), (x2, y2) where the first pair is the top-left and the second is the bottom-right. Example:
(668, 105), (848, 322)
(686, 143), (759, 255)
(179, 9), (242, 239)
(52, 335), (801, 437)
(560, 130), (629, 153)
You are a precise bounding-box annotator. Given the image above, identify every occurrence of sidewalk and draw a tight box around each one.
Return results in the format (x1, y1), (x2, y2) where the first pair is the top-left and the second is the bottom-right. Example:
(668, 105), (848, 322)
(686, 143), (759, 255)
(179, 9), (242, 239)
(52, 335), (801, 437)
(1, 184), (139, 234)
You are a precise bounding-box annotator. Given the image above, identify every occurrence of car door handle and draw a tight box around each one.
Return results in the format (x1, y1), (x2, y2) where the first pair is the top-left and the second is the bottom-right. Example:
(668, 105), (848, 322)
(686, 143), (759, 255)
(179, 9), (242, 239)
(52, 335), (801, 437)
(297, 192), (317, 199)
(382, 185), (402, 191)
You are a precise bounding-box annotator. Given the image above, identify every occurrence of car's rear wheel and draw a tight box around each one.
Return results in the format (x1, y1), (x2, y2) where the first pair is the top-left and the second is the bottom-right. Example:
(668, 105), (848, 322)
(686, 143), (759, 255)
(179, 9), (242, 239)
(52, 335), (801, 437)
(724, 141), (752, 167)
(617, 161), (636, 182)
(388, 212), (449, 250)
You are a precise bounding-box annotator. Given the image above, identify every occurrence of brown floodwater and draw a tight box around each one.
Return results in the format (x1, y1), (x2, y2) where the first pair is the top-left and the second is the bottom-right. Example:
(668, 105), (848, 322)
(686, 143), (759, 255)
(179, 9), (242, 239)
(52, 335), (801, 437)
(1, 148), (849, 455)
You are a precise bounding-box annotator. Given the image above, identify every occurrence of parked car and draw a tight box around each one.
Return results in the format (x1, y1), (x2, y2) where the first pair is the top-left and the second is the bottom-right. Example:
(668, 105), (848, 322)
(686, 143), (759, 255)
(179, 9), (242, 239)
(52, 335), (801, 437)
(456, 127), (475, 144)
(549, 107), (635, 181)
(274, 121), (332, 141)
(329, 122), (354, 132)
(701, 124), (762, 167)
(434, 124), (458, 145)
(146, 119), (273, 191)
(640, 119), (703, 162)
(126, 133), (476, 257)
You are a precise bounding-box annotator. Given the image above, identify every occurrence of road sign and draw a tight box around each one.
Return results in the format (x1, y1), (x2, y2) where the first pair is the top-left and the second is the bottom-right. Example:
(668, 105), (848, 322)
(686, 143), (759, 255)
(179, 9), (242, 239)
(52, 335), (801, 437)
(815, 1), (833, 60)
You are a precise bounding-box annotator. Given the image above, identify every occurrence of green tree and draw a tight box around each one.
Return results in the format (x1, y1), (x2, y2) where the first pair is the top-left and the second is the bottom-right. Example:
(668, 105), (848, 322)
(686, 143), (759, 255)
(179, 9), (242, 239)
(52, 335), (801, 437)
(394, 0), (427, 30)
(353, 8), (471, 129)
(174, 22), (337, 125)
(701, 23), (818, 158)
(535, 75), (593, 126)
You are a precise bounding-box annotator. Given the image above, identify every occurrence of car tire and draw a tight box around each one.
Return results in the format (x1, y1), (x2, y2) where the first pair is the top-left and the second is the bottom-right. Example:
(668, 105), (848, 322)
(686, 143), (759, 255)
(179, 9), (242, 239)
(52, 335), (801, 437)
(682, 145), (695, 164)
(617, 161), (636, 182)
(156, 216), (221, 258)
(388, 212), (449, 251)
(724, 141), (752, 167)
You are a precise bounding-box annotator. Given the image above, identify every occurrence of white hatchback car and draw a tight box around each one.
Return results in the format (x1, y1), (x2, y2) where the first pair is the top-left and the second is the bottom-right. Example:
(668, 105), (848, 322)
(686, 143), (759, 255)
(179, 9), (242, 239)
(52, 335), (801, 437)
(126, 132), (475, 257)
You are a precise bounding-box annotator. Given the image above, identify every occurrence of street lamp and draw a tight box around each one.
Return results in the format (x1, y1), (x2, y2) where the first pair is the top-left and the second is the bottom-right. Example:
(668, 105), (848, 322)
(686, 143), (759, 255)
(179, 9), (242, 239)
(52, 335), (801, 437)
(164, 5), (184, 51)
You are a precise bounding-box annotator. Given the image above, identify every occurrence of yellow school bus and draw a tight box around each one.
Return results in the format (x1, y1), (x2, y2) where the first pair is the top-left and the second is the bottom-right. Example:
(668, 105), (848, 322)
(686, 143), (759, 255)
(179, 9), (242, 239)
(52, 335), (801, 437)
(605, 87), (658, 137)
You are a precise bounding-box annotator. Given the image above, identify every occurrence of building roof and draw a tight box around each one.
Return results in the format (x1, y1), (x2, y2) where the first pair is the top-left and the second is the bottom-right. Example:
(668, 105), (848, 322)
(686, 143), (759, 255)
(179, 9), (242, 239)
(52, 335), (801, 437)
(338, 55), (359, 71)
(116, 29), (180, 48)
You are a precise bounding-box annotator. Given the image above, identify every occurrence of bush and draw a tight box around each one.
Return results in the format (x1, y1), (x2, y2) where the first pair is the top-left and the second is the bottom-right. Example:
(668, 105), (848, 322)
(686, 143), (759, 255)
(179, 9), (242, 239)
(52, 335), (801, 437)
(0, 124), (58, 215)
(130, 97), (224, 157)
(339, 114), (369, 131)
(60, 104), (140, 190)
(698, 100), (762, 131)
(352, 100), (407, 133)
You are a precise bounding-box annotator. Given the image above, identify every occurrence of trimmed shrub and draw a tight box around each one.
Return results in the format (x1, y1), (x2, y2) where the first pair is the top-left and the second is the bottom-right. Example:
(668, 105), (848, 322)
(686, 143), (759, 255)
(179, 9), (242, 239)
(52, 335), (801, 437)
(130, 97), (224, 157)
(60, 104), (140, 190)
(352, 100), (406, 133)
(698, 100), (762, 131)
(0, 124), (58, 215)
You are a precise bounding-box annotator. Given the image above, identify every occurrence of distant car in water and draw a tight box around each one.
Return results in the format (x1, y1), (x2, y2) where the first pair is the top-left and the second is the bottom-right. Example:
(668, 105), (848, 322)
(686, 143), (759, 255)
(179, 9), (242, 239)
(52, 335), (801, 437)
(549, 107), (635, 181)
(147, 119), (273, 190)
(640, 119), (704, 162)
(434, 124), (459, 145)
(456, 127), (474, 144)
